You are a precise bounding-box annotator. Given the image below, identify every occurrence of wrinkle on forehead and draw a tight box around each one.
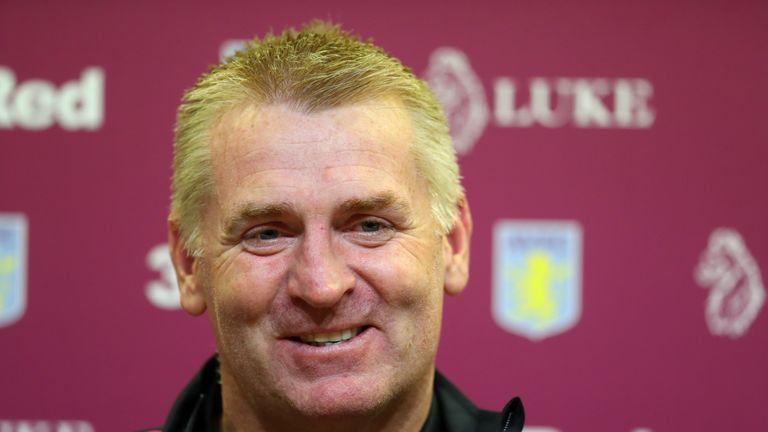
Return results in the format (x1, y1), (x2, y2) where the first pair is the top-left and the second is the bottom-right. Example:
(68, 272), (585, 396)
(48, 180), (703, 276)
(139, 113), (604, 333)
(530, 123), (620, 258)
(210, 99), (412, 154)
(209, 99), (417, 184)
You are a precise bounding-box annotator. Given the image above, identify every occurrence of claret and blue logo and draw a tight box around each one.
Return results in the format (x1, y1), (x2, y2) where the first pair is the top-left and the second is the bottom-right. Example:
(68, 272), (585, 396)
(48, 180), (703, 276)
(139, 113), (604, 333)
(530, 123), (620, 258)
(0, 213), (27, 328)
(493, 220), (583, 341)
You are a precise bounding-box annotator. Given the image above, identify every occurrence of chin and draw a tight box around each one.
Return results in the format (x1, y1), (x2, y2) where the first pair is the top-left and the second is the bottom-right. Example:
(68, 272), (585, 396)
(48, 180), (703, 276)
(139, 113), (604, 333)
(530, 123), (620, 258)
(285, 374), (392, 418)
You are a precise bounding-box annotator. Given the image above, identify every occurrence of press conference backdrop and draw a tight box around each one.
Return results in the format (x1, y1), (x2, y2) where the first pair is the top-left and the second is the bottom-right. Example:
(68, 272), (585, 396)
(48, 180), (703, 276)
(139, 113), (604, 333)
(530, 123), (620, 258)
(1, 1), (766, 431)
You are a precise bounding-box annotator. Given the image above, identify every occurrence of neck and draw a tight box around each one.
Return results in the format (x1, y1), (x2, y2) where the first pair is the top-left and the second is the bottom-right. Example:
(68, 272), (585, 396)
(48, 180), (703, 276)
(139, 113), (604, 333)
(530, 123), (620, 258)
(219, 369), (435, 432)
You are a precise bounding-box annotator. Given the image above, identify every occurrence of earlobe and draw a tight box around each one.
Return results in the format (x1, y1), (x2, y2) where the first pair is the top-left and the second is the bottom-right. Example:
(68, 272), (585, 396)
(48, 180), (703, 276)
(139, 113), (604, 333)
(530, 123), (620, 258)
(168, 220), (207, 316)
(443, 197), (473, 296)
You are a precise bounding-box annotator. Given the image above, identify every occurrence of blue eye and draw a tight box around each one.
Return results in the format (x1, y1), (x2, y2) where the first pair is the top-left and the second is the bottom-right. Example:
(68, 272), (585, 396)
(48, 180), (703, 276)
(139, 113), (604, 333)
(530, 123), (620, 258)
(241, 226), (293, 256)
(361, 220), (382, 232)
(258, 228), (281, 240)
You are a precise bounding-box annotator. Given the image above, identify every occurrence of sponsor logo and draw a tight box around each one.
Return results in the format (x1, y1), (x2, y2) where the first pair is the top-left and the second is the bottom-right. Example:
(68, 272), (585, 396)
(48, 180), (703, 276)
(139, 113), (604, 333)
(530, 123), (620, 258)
(493, 220), (582, 341)
(145, 243), (180, 309)
(217, 41), (655, 155)
(219, 39), (656, 154)
(694, 228), (765, 338)
(0, 66), (105, 131)
(423, 48), (655, 154)
(0, 214), (27, 328)
(0, 420), (94, 432)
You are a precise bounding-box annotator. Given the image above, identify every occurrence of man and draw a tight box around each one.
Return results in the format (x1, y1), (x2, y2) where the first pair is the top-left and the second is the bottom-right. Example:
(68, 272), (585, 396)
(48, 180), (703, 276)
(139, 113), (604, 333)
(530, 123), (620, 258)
(160, 21), (524, 432)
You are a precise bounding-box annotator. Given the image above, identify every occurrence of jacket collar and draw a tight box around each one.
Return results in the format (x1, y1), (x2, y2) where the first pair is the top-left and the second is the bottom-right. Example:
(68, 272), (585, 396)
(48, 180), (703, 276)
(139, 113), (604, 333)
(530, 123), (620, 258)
(160, 355), (524, 432)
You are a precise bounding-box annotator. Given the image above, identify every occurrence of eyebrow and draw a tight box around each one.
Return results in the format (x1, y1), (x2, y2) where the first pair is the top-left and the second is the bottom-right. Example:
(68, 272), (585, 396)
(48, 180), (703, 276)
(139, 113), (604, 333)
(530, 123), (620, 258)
(222, 191), (412, 235)
(338, 192), (412, 216)
(223, 201), (296, 235)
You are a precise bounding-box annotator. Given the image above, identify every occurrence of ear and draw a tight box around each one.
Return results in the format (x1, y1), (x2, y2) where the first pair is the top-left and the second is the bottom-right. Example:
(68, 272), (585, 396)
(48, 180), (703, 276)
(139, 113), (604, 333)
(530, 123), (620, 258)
(168, 219), (207, 316)
(443, 197), (473, 296)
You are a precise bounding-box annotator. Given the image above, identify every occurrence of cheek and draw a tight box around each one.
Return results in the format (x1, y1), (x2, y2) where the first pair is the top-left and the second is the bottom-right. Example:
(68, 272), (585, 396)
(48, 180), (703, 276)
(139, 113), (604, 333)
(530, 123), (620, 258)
(349, 241), (445, 308)
(209, 253), (288, 325)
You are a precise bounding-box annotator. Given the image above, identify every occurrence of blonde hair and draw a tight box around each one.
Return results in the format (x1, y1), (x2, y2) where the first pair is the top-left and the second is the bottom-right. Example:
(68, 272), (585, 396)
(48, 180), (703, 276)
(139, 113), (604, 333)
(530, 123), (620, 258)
(171, 21), (463, 256)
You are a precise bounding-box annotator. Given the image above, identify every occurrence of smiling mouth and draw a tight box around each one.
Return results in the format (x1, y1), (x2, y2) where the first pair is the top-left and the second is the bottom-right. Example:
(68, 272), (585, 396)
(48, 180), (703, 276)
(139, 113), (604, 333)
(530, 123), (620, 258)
(290, 326), (370, 347)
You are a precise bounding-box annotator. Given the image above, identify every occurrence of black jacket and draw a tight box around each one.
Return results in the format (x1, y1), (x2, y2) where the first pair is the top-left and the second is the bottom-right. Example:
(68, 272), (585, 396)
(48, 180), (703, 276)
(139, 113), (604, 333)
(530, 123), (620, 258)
(148, 356), (524, 432)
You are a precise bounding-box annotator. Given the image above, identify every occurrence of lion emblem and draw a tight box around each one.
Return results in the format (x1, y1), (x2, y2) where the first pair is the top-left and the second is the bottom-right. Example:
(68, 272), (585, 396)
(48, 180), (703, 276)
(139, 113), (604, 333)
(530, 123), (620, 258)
(424, 47), (489, 155)
(694, 228), (765, 338)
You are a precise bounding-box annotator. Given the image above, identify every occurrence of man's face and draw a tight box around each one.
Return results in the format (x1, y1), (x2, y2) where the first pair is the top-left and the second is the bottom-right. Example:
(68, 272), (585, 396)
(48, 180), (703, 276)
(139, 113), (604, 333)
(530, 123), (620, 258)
(172, 99), (469, 422)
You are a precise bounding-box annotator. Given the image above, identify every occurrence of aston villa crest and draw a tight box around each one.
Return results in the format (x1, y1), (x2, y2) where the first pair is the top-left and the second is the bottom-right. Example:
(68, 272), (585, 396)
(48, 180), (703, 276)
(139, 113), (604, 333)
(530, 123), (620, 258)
(0, 214), (27, 328)
(493, 220), (583, 341)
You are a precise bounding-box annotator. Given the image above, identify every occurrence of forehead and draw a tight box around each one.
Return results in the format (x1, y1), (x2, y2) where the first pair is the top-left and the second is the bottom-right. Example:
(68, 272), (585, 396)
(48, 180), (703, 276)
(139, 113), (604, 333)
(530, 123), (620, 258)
(213, 99), (412, 160)
(207, 99), (425, 211)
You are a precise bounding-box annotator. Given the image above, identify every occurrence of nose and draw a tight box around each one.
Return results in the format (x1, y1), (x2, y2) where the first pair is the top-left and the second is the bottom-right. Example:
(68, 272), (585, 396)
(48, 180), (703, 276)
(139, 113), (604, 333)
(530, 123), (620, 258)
(288, 226), (356, 308)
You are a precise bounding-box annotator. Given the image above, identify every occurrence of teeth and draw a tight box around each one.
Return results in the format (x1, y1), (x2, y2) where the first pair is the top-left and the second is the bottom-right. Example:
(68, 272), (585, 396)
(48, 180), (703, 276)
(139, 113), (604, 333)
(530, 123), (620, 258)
(299, 327), (361, 345)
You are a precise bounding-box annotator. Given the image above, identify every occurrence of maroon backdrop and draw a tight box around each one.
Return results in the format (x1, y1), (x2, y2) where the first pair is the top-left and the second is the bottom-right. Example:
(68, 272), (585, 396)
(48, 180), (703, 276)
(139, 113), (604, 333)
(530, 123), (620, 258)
(1, 1), (766, 431)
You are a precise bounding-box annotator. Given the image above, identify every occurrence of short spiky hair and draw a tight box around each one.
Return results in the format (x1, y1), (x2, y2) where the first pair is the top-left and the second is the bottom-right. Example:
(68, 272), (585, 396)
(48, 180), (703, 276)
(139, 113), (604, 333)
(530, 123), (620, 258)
(171, 21), (463, 256)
